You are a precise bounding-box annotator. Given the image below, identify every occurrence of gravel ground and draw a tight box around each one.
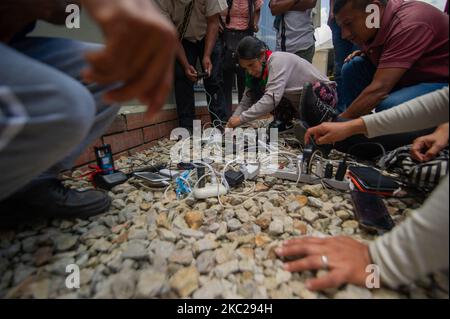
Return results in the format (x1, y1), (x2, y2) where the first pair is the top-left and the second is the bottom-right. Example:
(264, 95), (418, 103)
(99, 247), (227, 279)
(0, 135), (448, 299)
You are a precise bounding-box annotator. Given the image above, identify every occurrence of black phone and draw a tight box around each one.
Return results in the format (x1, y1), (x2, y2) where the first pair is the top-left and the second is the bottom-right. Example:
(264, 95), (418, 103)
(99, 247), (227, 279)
(351, 190), (394, 234)
(348, 166), (400, 192)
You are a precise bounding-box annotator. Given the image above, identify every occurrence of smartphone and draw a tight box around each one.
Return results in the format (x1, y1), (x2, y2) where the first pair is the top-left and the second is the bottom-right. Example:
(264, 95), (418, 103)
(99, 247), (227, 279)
(351, 191), (394, 234)
(197, 72), (209, 79)
(133, 172), (170, 187)
(348, 166), (400, 194)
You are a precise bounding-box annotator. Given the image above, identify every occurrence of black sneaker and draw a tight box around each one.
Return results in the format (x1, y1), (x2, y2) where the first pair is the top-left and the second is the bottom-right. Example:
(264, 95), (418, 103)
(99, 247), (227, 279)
(299, 82), (338, 127)
(0, 179), (111, 227)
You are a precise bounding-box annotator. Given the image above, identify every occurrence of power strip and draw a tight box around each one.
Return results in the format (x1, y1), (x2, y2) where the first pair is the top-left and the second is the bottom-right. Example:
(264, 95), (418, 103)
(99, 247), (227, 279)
(270, 168), (351, 190)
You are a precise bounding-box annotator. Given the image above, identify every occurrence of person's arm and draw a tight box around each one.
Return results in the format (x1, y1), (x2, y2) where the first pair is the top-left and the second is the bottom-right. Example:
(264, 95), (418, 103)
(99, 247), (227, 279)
(370, 175), (449, 289)
(270, 0), (317, 16)
(305, 87), (449, 145)
(202, 13), (221, 76)
(253, 7), (261, 32)
(339, 67), (408, 119)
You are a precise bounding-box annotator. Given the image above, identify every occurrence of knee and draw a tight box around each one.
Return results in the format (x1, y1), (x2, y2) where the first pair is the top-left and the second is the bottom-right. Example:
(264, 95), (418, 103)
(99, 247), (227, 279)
(341, 56), (365, 77)
(52, 82), (96, 146)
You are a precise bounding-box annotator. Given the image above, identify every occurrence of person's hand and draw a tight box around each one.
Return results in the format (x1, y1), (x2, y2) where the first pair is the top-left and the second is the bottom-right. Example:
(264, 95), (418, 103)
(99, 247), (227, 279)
(305, 119), (366, 145)
(344, 50), (365, 63)
(226, 116), (242, 128)
(202, 56), (213, 76)
(81, 0), (177, 119)
(184, 65), (198, 83)
(253, 24), (259, 33)
(276, 236), (372, 291)
(411, 123), (449, 162)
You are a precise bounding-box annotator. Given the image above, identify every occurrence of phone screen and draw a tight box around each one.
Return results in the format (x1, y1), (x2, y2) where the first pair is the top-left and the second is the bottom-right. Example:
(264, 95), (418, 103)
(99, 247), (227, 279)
(351, 191), (394, 233)
(134, 172), (169, 182)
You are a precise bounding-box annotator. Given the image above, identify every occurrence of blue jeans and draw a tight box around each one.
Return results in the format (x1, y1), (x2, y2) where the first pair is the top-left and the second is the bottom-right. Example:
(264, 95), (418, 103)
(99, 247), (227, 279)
(341, 56), (448, 111)
(329, 19), (358, 113)
(0, 38), (120, 200)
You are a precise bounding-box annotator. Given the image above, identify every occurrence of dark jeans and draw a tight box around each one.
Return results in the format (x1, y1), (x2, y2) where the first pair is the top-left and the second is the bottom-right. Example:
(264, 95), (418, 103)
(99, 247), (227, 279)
(223, 62), (246, 109)
(329, 18), (358, 113)
(174, 39), (230, 130)
(334, 117), (436, 160)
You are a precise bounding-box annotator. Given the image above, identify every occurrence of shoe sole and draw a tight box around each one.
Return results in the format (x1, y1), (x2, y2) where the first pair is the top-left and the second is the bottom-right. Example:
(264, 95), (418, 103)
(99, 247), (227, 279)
(0, 195), (111, 228)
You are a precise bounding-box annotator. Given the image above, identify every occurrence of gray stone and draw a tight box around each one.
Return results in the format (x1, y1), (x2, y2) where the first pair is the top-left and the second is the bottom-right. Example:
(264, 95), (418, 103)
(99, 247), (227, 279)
(136, 270), (166, 298)
(215, 260), (239, 278)
(308, 197), (324, 209)
(180, 228), (204, 239)
(300, 207), (319, 223)
(196, 250), (216, 274)
(268, 220), (284, 236)
(169, 249), (193, 266)
(193, 279), (223, 299)
(194, 237), (218, 254)
(287, 201), (301, 214)
(227, 218), (242, 232)
(158, 228), (177, 242)
(121, 242), (149, 260)
(81, 225), (110, 240)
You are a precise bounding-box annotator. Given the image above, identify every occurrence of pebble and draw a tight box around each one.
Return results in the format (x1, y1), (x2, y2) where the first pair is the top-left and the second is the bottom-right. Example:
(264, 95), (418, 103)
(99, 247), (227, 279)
(170, 266), (199, 297)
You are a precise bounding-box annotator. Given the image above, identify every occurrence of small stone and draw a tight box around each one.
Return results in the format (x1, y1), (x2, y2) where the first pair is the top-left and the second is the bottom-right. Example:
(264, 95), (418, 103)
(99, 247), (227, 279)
(158, 228), (177, 242)
(307, 197), (324, 209)
(300, 207), (319, 223)
(243, 199), (255, 210)
(29, 279), (50, 299)
(33, 246), (53, 267)
(180, 228), (204, 239)
(136, 270), (166, 298)
(255, 212), (272, 230)
(331, 196), (344, 203)
(293, 220), (308, 235)
(287, 201), (301, 214)
(342, 220), (359, 229)
(295, 195), (309, 206)
(193, 279), (223, 299)
(121, 242), (149, 260)
(196, 251), (216, 274)
(215, 248), (233, 264)
(215, 260), (239, 278)
(185, 211), (204, 230)
(169, 249), (194, 266)
(336, 210), (351, 221)
(227, 218), (242, 232)
(302, 184), (323, 197)
(255, 183), (269, 192)
(54, 234), (78, 252)
(110, 271), (137, 299)
(194, 237), (219, 254)
(268, 220), (284, 236)
(81, 225), (110, 240)
(275, 268), (292, 285)
(255, 234), (272, 247)
(92, 238), (112, 253)
(236, 209), (252, 223)
(170, 266), (199, 298)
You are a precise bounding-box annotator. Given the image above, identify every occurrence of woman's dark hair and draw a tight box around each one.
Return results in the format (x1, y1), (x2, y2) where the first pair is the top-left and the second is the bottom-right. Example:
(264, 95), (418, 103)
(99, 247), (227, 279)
(237, 36), (268, 60)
